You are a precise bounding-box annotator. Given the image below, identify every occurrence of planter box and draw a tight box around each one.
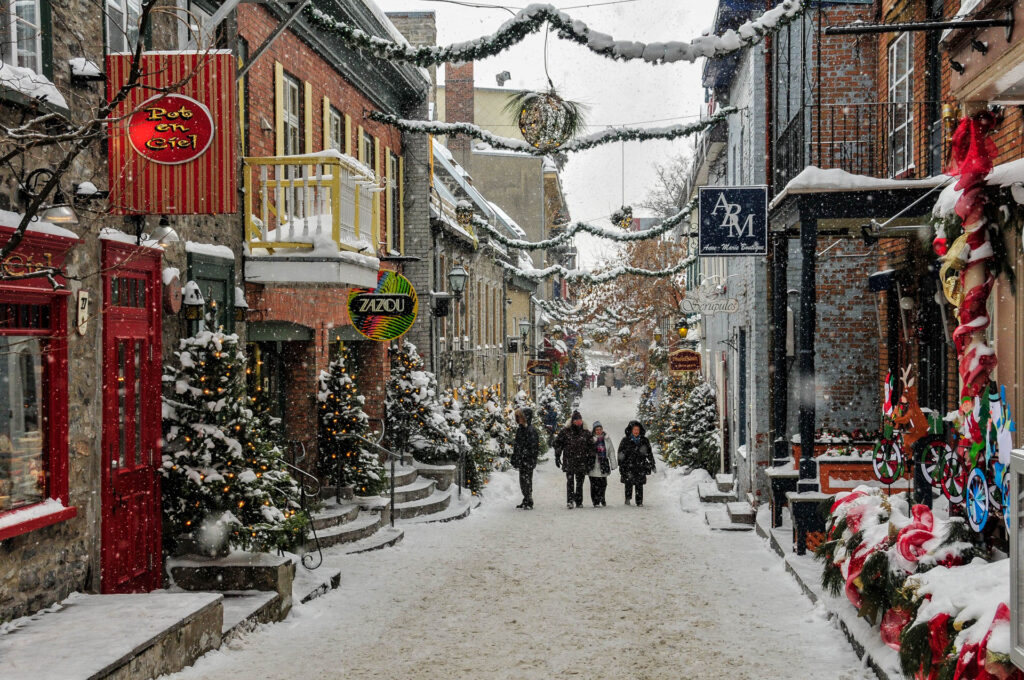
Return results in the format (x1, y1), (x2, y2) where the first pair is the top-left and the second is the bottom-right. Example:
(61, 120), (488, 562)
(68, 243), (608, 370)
(791, 442), (875, 468)
(818, 457), (911, 495)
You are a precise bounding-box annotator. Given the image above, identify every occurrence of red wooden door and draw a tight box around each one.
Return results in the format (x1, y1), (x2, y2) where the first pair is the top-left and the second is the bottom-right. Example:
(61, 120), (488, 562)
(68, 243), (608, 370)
(101, 242), (163, 593)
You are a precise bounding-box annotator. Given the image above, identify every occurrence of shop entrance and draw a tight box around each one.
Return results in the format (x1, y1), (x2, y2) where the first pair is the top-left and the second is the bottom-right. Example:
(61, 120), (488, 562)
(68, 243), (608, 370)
(100, 242), (163, 593)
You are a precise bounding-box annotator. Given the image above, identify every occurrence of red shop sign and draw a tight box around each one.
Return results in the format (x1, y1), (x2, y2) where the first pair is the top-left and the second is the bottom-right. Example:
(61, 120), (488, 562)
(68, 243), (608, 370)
(128, 94), (214, 165)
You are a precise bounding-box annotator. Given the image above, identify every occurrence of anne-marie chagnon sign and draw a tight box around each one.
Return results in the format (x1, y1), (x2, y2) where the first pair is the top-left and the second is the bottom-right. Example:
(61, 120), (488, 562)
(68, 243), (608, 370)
(698, 186), (768, 257)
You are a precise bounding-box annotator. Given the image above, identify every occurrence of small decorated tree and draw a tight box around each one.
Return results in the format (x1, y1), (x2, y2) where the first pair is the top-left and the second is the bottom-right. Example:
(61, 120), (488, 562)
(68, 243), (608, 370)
(485, 391), (514, 471)
(441, 389), (479, 492)
(385, 342), (457, 464)
(316, 346), (387, 496)
(457, 383), (492, 490)
(162, 326), (308, 555)
(663, 377), (719, 473)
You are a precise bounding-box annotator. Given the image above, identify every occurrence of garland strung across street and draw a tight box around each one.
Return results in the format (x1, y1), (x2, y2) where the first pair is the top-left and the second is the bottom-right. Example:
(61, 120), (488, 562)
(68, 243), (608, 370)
(500, 255), (692, 284)
(368, 109), (737, 156)
(306, 1), (804, 67)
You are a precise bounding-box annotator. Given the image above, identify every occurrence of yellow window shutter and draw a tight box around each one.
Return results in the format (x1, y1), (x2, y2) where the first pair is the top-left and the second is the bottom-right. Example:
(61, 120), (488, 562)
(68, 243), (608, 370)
(274, 62), (284, 156)
(374, 136), (381, 237)
(357, 125), (364, 162)
(398, 155), (405, 254)
(322, 96), (330, 150)
(345, 114), (352, 156)
(385, 148), (393, 252)
(303, 82), (313, 154)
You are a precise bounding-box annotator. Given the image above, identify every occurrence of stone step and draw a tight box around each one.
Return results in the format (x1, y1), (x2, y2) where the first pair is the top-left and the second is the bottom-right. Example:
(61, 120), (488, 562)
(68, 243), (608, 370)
(339, 526), (405, 554)
(704, 507), (754, 532)
(310, 500), (361, 531)
(698, 481), (735, 504)
(413, 461), (457, 491)
(221, 591), (279, 638)
(292, 567), (342, 604)
(392, 488), (453, 519)
(382, 477), (435, 505)
(399, 492), (479, 525)
(320, 484), (355, 502)
(312, 511), (382, 549)
(167, 553), (295, 622)
(389, 465), (419, 487)
(715, 473), (735, 492)
(726, 501), (756, 525)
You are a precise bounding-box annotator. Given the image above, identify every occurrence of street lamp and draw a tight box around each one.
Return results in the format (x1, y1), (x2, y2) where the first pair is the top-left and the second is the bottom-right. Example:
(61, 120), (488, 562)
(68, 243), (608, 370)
(519, 318), (531, 340)
(447, 264), (468, 300)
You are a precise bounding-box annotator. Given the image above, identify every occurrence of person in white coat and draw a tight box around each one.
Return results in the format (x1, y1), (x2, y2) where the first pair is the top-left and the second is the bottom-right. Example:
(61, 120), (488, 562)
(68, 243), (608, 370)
(588, 421), (616, 507)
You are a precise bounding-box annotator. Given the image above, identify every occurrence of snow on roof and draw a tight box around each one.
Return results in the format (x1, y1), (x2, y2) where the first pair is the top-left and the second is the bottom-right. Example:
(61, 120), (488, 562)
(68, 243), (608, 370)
(360, 0), (431, 85)
(431, 139), (496, 221)
(487, 200), (526, 237)
(68, 57), (101, 78)
(99, 227), (158, 247)
(186, 241), (235, 260)
(933, 157), (1024, 218)
(0, 209), (79, 240)
(288, 148), (376, 180)
(0, 62), (67, 108)
(542, 156), (559, 172)
(770, 166), (950, 210)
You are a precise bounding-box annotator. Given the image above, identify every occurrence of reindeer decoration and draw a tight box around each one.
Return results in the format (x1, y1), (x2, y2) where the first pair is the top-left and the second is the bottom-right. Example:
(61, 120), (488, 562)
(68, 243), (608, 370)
(892, 366), (929, 452)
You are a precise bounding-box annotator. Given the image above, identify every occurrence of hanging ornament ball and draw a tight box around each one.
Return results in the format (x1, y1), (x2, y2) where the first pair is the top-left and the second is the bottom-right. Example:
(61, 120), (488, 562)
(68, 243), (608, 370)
(517, 91), (580, 152)
(933, 237), (948, 256)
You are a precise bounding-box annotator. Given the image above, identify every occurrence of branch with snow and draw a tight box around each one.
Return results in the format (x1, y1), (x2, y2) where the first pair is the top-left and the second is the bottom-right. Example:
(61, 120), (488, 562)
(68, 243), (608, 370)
(307, 1), (804, 66)
(369, 109), (737, 155)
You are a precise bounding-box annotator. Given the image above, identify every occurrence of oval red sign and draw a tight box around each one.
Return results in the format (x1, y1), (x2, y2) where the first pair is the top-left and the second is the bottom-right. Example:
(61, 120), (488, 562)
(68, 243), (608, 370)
(128, 93), (215, 165)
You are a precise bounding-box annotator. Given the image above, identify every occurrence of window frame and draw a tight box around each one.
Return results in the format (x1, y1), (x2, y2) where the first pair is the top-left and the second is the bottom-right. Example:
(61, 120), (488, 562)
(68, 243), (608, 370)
(327, 105), (344, 154)
(281, 72), (302, 157)
(887, 32), (915, 177)
(186, 252), (235, 335)
(105, 0), (142, 54)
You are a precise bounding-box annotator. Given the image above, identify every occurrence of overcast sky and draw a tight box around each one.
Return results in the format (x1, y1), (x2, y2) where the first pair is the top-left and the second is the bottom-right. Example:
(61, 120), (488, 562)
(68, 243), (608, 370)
(373, 0), (717, 266)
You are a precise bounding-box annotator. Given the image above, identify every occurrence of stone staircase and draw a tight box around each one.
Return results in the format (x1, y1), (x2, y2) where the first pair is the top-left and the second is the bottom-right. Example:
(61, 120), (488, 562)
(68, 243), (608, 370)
(702, 473), (755, 531)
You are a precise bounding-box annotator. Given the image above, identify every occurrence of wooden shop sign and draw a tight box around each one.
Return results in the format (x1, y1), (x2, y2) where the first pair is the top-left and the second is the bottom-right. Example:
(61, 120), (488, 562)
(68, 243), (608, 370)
(526, 359), (553, 376)
(669, 349), (701, 375)
(128, 94), (214, 165)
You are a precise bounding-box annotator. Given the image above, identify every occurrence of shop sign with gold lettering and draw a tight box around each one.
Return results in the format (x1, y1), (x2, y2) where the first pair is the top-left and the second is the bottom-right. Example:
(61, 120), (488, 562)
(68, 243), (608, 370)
(669, 349), (702, 376)
(128, 94), (214, 165)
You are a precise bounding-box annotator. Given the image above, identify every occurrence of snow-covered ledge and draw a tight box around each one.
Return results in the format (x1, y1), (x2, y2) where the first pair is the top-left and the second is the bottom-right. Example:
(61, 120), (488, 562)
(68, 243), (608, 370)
(770, 166), (951, 210)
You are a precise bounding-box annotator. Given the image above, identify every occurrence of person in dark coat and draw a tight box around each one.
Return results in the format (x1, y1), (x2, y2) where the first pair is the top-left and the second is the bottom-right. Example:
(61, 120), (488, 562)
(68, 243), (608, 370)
(510, 408), (539, 509)
(541, 403), (559, 447)
(618, 420), (656, 506)
(554, 410), (595, 509)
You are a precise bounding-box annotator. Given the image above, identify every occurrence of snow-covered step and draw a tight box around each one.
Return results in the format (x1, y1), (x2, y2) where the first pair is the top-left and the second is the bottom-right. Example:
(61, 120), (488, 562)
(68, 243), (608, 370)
(704, 506), (754, 531)
(339, 526), (405, 554)
(312, 510), (382, 549)
(383, 477), (435, 505)
(388, 464), (419, 488)
(413, 461), (457, 490)
(698, 482), (735, 504)
(392, 488), (452, 519)
(310, 500), (361, 531)
(293, 567), (342, 604)
(399, 491), (479, 525)
(221, 591), (279, 637)
(726, 502), (755, 525)
(715, 473), (735, 492)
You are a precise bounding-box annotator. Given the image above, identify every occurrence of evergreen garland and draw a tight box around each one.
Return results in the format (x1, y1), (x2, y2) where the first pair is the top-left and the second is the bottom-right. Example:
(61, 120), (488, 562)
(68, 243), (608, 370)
(316, 346), (387, 496)
(499, 256), (693, 284)
(161, 326), (308, 555)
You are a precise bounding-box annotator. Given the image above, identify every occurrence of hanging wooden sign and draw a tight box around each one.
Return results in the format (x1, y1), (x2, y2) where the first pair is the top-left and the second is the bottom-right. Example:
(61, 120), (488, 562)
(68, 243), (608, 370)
(669, 349), (701, 375)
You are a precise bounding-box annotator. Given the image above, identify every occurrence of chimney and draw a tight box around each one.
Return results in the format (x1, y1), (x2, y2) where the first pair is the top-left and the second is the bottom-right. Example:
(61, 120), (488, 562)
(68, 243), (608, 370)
(445, 61), (474, 168)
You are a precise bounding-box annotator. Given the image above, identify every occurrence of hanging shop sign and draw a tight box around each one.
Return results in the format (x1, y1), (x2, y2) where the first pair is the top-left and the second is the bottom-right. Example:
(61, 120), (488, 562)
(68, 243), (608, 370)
(526, 359), (553, 376)
(678, 277), (740, 315)
(107, 51), (237, 215)
(348, 271), (419, 341)
(669, 349), (701, 375)
(698, 186), (768, 256)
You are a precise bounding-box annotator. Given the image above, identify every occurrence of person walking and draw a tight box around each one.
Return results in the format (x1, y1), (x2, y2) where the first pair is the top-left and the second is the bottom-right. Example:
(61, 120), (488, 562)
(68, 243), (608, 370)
(603, 370), (614, 396)
(554, 410), (594, 509)
(510, 408), (539, 509)
(541, 402), (559, 447)
(618, 420), (655, 506)
(614, 367), (625, 391)
(588, 421), (616, 507)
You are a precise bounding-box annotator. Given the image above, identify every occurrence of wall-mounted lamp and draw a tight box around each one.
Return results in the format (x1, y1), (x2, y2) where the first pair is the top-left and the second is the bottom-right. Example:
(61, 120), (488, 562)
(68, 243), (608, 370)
(950, 58), (966, 75)
(22, 168), (79, 225)
(519, 318), (531, 340)
(181, 280), (205, 321)
(148, 215), (180, 248)
(447, 264), (468, 300)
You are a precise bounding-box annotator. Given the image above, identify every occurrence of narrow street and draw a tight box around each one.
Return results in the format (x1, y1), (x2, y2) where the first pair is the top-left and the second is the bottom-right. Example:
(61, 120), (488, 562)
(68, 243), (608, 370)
(169, 387), (871, 680)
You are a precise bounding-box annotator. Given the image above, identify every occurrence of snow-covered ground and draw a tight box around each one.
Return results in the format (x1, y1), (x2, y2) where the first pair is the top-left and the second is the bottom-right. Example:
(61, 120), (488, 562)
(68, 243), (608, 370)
(164, 386), (872, 680)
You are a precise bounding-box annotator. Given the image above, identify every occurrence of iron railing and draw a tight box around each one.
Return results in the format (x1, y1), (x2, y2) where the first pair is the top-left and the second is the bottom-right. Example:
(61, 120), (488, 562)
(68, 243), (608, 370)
(773, 101), (952, 193)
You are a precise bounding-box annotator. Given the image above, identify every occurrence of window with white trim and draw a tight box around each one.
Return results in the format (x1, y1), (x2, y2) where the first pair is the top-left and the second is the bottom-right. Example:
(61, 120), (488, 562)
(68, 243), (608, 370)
(888, 33), (914, 176)
(327, 106), (344, 154)
(3, 0), (42, 72)
(106, 0), (141, 54)
(281, 74), (301, 156)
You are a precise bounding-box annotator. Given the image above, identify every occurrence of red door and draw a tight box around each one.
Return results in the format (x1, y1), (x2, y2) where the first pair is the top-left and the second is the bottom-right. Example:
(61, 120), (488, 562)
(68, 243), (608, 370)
(101, 242), (163, 593)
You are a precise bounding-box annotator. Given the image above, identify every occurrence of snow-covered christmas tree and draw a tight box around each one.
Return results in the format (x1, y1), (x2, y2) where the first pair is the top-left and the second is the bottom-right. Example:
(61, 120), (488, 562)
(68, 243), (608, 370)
(484, 390), (514, 471)
(316, 345), (387, 496)
(385, 342), (458, 464)
(663, 377), (719, 474)
(162, 327), (308, 555)
(441, 389), (479, 492)
(456, 383), (491, 490)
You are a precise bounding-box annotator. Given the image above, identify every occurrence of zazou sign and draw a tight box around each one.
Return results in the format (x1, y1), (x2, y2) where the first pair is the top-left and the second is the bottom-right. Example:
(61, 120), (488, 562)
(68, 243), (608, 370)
(698, 186), (768, 256)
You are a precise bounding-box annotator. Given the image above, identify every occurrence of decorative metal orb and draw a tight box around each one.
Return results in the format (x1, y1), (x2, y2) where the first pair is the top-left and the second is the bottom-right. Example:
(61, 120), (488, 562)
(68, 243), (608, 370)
(518, 92), (577, 151)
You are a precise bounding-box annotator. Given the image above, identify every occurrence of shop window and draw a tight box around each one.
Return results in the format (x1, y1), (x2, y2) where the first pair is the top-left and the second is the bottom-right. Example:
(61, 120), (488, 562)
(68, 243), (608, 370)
(248, 342), (284, 421)
(187, 252), (234, 334)
(387, 153), (400, 253)
(106, 0), (141, 54)
(888, 32), (914, 177)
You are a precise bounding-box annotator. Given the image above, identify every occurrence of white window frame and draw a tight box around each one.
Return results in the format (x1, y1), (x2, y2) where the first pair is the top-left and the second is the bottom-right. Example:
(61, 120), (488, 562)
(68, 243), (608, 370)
(106, 0), (141, 54)
(281, 74), (301, 156)
(3, 0), (42, 72)
(887, 32), (914, 177)
(327, 106), (344, 154)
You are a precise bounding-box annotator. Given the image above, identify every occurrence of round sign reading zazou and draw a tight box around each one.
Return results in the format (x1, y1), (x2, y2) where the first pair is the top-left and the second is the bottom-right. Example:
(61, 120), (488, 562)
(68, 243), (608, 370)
(347, 271), (419, 341)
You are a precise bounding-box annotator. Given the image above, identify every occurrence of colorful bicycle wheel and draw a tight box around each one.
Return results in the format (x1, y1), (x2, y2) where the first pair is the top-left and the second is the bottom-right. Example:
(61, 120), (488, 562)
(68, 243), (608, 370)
(872, 440), (903, 485)
(965, 468), (990, 532)
(995, 463), (1010, 531)
(941, 453), (967, 504)
(920, 439), (950, 489)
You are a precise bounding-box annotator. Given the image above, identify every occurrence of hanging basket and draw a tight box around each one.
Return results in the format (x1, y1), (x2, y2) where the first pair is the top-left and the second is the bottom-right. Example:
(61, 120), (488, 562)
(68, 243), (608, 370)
(508, 90), (586, 152)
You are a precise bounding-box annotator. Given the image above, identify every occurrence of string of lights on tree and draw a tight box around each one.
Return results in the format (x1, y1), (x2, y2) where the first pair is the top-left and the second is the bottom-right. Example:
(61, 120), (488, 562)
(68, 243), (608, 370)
(306, 1), (803, 67)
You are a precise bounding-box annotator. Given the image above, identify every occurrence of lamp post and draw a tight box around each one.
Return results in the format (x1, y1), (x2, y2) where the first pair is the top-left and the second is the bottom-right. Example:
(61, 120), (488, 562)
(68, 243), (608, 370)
(447, 263), (468, 378)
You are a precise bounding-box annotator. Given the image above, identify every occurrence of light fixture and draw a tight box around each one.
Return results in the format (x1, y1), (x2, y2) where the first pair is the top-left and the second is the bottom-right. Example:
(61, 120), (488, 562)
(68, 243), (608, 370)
(447, 264), (468, 299)
(233, 286), (249, 322)
(654, 331), (663, 343)
(22, 168), (79, 225)
(950, 58), (965, 75)
(899, 296), (915, 310)
(41, 202), (79, 225)
(181, 280), (205, 321)
(149, 215), (180, 247)
(519, 318), (531, 339)
(495, 71), (511, 86)
(455, 202), (474, 231)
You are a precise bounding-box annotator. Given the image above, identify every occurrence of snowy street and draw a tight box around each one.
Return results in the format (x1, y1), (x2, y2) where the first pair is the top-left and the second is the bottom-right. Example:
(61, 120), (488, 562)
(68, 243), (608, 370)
(167, 386), (871, 680)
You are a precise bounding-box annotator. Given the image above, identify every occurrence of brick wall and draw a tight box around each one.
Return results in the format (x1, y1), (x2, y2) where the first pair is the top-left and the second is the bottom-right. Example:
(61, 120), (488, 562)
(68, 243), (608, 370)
(444, 62), (475, 167)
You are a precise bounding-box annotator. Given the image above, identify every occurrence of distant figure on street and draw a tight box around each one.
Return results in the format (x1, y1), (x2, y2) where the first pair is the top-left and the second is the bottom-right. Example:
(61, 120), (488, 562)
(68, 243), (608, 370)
(588, 421), (616, 507)
(554, 410), (595, 509)
(613, 367), (625, 391)
(603, 370), (614, 396)
(511, 408), (539, 510)
(541, 402), (559, 446)
(618, 420), (656, 506)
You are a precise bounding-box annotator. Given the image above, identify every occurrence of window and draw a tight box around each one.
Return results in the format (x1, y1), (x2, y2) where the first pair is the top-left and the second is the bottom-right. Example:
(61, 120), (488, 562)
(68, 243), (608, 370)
(361, 131), (376, 171)
(327, 106), (344, 153)
(3, 0), (42, 72)
(0, 336), (44, 512)
(388, 153), (400, 253)
(187, 252), (235, 334)
(106, 0), (141, 53)
(281, 74), (302, 156)
(888, 33), (914, 176)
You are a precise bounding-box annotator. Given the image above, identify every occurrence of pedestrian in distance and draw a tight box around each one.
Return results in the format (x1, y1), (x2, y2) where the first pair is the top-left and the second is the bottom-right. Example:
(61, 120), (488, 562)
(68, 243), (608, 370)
(554, 410), (595, 509)
(588, 421), (616, 507)
(541, 402), (559, 447)
(618, 420), (656, 506)
(603, 369), (614, 396)
(510, 408), (539, 509)
(614, 367), (625, 391)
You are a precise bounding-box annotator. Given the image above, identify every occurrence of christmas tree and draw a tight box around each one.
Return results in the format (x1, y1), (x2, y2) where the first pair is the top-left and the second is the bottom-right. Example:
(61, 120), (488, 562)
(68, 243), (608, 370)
(316, 346), (387, 496)
(663, 377), (719, 474)
(441, 389), (480, 492)
(456, 383), (491, 490)
(162, 327), (308, 555)
(385, 342), (459, 465)
(484, 390), (514, 472)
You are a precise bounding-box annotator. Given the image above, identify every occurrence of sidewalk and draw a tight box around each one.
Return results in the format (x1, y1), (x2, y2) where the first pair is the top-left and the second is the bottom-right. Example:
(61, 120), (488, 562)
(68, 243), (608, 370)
(753, 505), (905, 680)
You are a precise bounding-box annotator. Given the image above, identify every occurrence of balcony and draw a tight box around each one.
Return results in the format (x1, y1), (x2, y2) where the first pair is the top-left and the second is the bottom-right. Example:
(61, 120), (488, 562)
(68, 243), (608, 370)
(685, 115), (728, 199)
(773, 101), (952, 194)
(243, 154), (382, 286)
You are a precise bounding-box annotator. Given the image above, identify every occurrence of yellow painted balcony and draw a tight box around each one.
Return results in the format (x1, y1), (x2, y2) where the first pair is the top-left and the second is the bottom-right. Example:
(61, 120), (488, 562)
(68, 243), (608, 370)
(243, 152), (379, 254)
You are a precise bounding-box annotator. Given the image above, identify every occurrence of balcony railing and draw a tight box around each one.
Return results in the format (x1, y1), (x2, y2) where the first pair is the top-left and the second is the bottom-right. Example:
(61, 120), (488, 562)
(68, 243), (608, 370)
(773, 101), (952, 194)
(243, 154), (378, 253)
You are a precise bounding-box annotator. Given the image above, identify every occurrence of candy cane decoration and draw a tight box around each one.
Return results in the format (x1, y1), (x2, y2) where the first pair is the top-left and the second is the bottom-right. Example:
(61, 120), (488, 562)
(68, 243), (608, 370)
(938, 113), (1000, 420)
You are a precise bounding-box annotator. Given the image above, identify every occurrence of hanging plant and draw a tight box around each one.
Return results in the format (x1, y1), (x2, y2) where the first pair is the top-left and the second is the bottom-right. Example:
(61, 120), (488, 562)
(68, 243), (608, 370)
(505, 89), (587, 152)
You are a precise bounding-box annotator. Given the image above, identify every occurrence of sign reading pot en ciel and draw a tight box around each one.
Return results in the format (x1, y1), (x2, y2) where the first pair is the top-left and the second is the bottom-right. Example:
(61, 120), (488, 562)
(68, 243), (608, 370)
(698, 186), (768, 257)
(669, 349), (701, 376)
(348, 271), (419, 342)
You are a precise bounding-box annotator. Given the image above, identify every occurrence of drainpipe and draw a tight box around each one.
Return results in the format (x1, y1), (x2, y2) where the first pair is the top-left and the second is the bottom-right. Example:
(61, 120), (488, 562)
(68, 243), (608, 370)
(797, 216), (818, 492)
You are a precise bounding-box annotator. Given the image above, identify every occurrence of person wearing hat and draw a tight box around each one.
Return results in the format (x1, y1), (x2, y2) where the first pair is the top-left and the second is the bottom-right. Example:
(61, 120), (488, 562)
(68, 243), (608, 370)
(510, 407), (539, 509)
(553, 410), (595, 509)
(618, 420), (656, 506)
(588, 421), (616, 507)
